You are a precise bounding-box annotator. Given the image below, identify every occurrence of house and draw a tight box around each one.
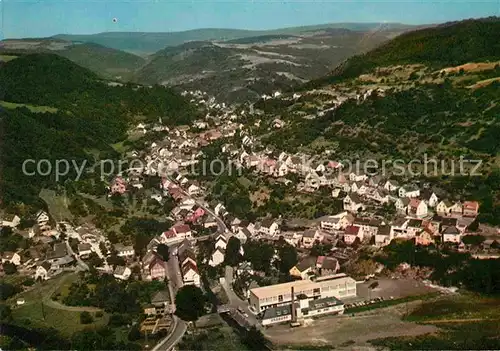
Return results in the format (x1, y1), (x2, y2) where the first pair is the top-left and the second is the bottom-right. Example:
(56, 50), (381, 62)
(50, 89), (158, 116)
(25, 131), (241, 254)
(215, 234), (228, 250)
(343, 193), (365, 213)
(289, 257), (316, 279)
(259, 219), (280, 237)
(110, 176), (127, 194)
(282, 232), (303, 247)
(375, 225), (392, 246)
(187, 183), (201, 196)
(320, 213), (353, 232)
(1, 214), (21, 228)
(179, 249), (197, 267)
(436, 200), (453, 216)
(172, 224), (192, 240)
(331, 188), (342, 198)
(415, 228), (435, 246)
(151, 290), (173, 315)
(390, 218), (410, 239)
(399, 185), (420, 198)
(235, 228), (251, 244)
(344, 225), (361, 244)
(209, 248), (225, 267)
(450, 202), (463, 216)
(406, 219), (424, 237)
(114, 266), (132, 280)
(34, 261), (52, 281)
(353, 218), (381, 238)
(463, 201), (480, 217)
(35, 210), (50, 226)
(384, 180), (399, 192)
(420, 190), (439, 208)
(318, 257), (340, 276)
(349, 170), (368, 182)
(302, 229), (323, 248)
(370, 189), (390, 204)
(442, 226), (461, 243)
(182, 262), (201, 287)
(408, 198), (428, 218)
(1, 252), (22, 266)
(113, 243), (135, 258)
(395, 197), (410, 214)
(77, 243), (92, 257)
(236, 261), (254, 276)
(149, 256), (167, 280)
(352, 182), (369, 195)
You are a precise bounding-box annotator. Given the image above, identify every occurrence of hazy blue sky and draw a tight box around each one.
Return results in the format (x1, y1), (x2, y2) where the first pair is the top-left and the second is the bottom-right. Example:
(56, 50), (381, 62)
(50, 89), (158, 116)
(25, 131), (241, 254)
(2, 0), (499, 39)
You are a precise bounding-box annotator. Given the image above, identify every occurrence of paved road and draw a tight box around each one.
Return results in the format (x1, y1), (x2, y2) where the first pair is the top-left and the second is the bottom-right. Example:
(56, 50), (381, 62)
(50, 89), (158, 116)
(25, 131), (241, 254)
(65, 240), (89, 271)
(152, 242), (187, 351)
(222, 266), (259, 326)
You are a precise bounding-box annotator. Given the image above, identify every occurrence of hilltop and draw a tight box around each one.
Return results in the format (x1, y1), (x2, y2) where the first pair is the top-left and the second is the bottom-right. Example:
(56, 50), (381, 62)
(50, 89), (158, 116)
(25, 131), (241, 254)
(0, 39), (145, 79)
(52, 22), (416, 54)
(133, 26), (412, 102)
(302, 17), (500, 89)
(0, 53), (197, 207)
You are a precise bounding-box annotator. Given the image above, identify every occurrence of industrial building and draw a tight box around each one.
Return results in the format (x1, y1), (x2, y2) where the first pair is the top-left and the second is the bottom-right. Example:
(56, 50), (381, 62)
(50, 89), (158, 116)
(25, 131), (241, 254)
(249, 274), (356, 313)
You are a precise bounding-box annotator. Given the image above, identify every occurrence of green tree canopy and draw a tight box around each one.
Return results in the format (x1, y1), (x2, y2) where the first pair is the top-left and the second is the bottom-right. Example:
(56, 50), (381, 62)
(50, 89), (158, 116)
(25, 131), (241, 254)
(175, 285), (206, 323)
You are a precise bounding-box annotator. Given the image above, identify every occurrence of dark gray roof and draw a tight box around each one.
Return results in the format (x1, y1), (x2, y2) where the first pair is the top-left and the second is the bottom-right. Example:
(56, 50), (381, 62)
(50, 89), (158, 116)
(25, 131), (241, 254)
(151, 290), (170, 304)
(308, 296), (343, 311)
(262, 303), (296, 320)
(442, 226), (460, 235)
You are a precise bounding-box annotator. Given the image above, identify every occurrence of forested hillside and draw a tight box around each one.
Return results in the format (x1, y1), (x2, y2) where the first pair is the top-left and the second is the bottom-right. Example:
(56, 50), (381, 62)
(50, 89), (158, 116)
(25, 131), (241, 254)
(303, 17), (500, 88)
(0, 53), (197, 207)
(252, 18), (500, 224)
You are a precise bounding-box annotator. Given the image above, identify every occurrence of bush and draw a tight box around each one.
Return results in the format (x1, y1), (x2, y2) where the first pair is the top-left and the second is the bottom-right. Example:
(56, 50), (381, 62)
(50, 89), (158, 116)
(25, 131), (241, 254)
(80, 311), (93, 324)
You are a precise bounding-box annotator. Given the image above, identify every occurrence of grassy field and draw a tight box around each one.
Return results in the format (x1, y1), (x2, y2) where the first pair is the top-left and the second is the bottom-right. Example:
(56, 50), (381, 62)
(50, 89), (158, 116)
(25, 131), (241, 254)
(10, 273), (109, 337)
(12, 301), (109, 337)
(39, 189), (74, 222)
(370, 293), (500, 350)
(0, 100), (59, 113)
(0, 54), (18, 62)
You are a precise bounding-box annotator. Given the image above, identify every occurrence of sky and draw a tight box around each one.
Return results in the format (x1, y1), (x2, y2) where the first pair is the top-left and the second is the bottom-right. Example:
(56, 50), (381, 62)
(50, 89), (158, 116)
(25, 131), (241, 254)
(1, 0), (499, 39)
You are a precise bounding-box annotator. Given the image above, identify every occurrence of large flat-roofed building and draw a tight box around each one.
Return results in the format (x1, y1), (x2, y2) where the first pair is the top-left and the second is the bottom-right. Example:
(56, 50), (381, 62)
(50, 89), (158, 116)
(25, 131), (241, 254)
(249, 274), (356, 312)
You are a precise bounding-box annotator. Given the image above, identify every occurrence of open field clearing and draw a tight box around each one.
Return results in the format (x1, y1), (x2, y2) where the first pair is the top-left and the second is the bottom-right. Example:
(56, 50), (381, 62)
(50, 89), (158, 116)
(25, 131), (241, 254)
(267, 301), (439, 349)
(0, 100), (59, 113)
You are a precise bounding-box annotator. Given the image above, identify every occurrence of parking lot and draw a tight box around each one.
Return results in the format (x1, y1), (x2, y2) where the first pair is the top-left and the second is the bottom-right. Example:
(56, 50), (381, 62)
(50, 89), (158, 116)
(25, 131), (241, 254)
(344, 278), (437, 304)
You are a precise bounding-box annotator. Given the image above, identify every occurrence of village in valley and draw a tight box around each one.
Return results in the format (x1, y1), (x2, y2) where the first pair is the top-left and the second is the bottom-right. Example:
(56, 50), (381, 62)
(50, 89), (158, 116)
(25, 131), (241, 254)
(1, 88), (499, 350)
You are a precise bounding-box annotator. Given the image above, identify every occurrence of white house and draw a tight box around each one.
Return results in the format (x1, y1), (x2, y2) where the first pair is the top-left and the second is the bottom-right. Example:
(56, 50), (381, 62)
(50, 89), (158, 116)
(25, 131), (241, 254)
(209, 248), (225, 267)
(395, 197), (410, 214)
(436, 200), (453, 216)
(113, 244), (135, 258)
(187, 183), (201, 196)
(35, 262), (52, 280)
(113, 266), (132, 280)
(182, 262), (201, 287)
(399, 185), (420, 198)
(408, 198), (428, 218)
(421, 190), (439, 208)
(343, 193), (365, 213)
(1, 252), (22, 266)
(215, 234), (228, 250)
(259, 219), (280, 237)
(442, 226), (461, 243)
(320, 212), (353, 232)
(302, 229), (323, 248)
(1, 215), (21, 228)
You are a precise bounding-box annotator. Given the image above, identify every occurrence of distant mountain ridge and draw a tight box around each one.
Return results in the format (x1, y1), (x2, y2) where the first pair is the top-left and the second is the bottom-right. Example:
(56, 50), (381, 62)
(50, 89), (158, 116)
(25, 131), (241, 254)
(52, 22), (419, 54)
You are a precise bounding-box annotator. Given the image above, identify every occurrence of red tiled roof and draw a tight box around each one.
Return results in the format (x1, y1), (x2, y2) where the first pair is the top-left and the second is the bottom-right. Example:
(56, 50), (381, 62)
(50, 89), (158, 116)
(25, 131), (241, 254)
(345, 225), (360, 235)
(463, 201), (479, 211)
(173, 224), (190, 234)
(409, 198), (421, 208)
(162, 230), (176, 239)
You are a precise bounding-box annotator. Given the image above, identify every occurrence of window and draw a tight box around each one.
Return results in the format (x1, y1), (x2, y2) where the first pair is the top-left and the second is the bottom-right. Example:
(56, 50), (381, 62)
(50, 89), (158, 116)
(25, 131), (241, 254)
(278, 294), (283, 302)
